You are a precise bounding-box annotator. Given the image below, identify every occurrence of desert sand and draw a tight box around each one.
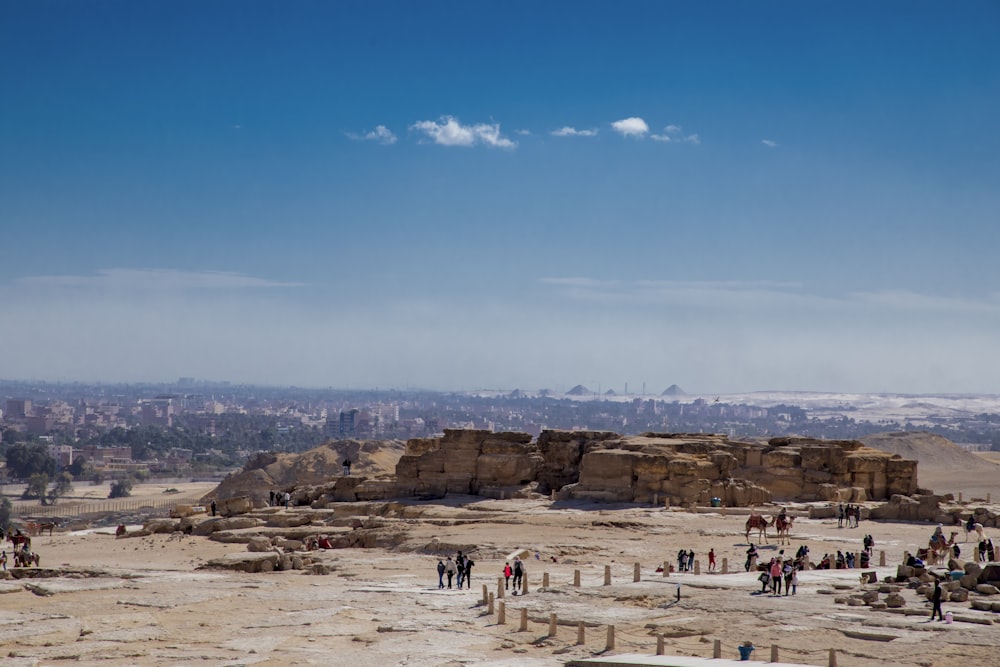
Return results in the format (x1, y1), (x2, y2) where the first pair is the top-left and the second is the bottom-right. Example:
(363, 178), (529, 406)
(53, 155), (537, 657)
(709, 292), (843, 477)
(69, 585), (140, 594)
(2, 468), (999, 667)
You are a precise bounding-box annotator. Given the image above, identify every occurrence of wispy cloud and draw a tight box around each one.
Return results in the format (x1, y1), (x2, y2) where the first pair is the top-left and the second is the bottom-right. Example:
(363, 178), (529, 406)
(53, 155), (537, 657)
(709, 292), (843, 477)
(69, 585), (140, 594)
(540, 277), (621, 288)
(611, 117), (649, 138)
(346, 124), (398, 145)
(410, 116), (516, 149)
(551, 126), (598, 137)
(651, 124), (700, 144)
(515, 129), (532, 136)
(17, 269), (304, 290)
(762, 139), (778, 148)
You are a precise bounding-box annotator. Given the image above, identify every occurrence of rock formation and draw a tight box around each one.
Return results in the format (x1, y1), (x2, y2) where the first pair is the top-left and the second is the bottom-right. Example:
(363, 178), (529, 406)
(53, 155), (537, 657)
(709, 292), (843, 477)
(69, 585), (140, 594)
(208, 429), (921, 509)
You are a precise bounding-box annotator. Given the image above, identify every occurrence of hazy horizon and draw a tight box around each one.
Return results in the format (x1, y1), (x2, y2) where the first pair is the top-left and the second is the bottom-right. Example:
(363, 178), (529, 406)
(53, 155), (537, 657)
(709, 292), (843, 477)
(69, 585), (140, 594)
(2, 2), (998, 394)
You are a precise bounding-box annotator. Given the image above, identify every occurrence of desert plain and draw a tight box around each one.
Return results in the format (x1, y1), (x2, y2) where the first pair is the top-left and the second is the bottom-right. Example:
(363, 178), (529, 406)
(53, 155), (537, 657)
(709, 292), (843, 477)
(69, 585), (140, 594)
(1, 457), (999, 667)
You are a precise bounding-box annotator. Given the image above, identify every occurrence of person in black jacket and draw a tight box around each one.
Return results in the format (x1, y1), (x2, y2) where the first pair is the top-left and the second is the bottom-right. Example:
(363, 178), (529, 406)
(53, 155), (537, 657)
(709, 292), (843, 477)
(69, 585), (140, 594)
(930, 579), (944, 621)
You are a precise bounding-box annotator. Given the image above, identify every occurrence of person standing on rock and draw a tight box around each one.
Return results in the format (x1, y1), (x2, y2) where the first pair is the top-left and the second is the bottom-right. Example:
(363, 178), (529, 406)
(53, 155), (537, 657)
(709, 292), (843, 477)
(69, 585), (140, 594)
(930, 578), (944, 621)
(503, 561), (512, 589)
(343, 458), (351, 476)
(437, 559), (445, 589)
(211, 500), (217, 517)
(444, 556), (457, 589)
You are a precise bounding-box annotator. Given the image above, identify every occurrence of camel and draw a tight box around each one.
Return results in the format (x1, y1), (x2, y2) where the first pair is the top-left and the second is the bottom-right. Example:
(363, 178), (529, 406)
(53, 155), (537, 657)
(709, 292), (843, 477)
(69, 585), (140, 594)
(774, 515), (794, 545)
(745, 514), (771, 544)
(927, 531), (959, 565)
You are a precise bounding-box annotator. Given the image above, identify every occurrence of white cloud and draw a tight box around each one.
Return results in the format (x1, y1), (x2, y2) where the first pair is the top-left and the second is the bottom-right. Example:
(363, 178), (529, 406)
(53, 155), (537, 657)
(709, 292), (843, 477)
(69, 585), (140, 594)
(610, 117), (649, 137)
(347, 124), (398, 145)
(410, 116), (516, 149)
(515, 129), (532, 136)
(651, 124), (699, 144)
(551, 126), (598, 137)
(16, 269), (304, 290)
(762, 139), (778, 147)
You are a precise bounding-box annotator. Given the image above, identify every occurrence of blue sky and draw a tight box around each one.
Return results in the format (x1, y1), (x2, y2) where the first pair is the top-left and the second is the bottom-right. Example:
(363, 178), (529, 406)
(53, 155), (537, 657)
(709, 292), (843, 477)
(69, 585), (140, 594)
(1, 1), (999, 393)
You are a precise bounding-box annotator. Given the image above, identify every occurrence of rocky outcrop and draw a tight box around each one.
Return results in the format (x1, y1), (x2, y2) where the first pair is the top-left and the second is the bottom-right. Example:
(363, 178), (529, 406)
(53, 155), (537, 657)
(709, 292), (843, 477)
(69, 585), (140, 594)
(389, 430), (918, 506)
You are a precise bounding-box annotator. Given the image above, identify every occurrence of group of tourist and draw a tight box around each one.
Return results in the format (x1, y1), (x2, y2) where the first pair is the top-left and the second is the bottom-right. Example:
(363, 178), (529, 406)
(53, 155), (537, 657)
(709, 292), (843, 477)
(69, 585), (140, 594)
(757, 557), (799, 595)
(676, 548), (696, 572)
(436, 550), (476, 589)
(837, 503), (861, 528)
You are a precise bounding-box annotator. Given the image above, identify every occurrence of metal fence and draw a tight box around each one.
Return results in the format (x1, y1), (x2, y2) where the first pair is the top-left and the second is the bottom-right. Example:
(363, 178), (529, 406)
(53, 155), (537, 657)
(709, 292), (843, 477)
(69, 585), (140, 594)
(9, 496), (177, 519)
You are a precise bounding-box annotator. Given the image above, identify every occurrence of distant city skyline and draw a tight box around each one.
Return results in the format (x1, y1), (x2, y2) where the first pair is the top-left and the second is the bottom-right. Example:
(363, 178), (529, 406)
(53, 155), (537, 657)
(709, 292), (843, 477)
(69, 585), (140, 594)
(2, 2), (998, 394)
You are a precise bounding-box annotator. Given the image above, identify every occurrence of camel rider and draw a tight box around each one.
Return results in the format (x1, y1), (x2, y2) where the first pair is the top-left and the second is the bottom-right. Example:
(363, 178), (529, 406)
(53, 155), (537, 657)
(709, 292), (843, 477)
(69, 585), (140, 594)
(931, 524), (944, 547)
(778, 507), (787, 521)
(966, 516), (976, 533)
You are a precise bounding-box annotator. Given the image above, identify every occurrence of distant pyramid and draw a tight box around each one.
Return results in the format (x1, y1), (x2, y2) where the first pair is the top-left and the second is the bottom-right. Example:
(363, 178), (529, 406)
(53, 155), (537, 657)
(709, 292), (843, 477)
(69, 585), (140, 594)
(661, 384), (686, 396)
(604, 389), (617, 396)
(566, 384), (591, 396)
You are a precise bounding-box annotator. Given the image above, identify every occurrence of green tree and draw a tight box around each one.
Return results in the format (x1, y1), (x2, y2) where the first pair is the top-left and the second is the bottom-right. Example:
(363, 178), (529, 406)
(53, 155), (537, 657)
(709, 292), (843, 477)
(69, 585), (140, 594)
(22, 472), (50, 504)
(109, 477), (133, 498)
(0, 497), (12, 532)
(4, 442), (57, 479)
(48, 471), (74, 504)
(2, 428), (22, 444)
(68, 454), (88, 478)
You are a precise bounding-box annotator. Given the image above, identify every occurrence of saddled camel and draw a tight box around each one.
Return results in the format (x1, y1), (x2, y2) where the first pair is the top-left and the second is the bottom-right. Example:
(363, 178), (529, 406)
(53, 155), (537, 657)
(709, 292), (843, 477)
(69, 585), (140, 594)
(927, 531), (959, 565)
(745, 514), (772, 544)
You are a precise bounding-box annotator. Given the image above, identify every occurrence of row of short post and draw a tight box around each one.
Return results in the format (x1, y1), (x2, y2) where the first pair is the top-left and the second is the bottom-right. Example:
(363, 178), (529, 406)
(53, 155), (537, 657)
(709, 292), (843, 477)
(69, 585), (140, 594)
(483, 565), (849, 666)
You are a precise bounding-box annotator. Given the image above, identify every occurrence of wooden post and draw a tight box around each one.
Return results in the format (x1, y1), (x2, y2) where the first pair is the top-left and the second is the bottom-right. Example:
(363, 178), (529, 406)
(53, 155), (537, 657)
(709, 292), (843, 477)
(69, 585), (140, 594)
(498, 601), (505, 625)
(694, 559), (700, 575)
(604, 565), (611, 585)
(722, 557), (729, 574)
(713, 639), (721, 658)
(482, 584), (488, 605)
(663, 560), (669, 577)
(519, 607), (528, 631)
(855, 552), (861, 568)
(573, 569), (581, 587)
(606, 625), (615, 650)
(634, 562), (641, 582)
(657, 634), (665, 655)
(543, 572), (550, 588)
(522, 573), (528, 596)
(828, 648), (837, 667)
(771, 644), (779, 662)
(488, 592), (494, 614)
(576, 622), (585, 645)
(548, 613), (557, 637)
(879, 550), (886, 567)
(498, 577), (505, 599)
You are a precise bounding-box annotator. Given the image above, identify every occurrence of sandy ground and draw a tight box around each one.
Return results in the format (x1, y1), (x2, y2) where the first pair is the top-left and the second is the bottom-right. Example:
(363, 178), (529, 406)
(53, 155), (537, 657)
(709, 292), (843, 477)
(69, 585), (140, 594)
(2, 476), (999, 666)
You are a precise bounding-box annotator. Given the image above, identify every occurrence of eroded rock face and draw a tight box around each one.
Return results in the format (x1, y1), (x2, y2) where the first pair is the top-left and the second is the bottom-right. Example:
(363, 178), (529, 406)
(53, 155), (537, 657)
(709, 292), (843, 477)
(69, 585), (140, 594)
(389, 430), (918, 506)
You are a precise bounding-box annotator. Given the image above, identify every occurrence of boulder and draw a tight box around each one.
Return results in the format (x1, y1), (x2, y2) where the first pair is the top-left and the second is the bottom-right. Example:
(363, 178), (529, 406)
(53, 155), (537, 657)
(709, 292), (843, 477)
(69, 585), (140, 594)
(884, 593), (906, 608)
(976, 584), (1000, 596)
(950, 589), (969, 602)
(247, 537), (273, 552)
(960, 574), (980, 590)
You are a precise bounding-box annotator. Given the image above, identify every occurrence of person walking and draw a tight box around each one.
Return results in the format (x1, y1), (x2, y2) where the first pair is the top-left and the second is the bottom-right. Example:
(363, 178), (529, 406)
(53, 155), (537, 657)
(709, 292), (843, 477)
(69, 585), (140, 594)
(456, 551), (466, 589)
(930, 579), (944, 621)
(437, 559), (446, 589)
(283, 491), (291, 509)
(789, 568), (798, 595)
(463, 556), (474, 589)
(708, 548), (716, 573)
(512, 557), (524, 592)
(444, 556), (457, 589)
(770, 558), (782, 595)
(837, 504), (845, 528)
(503, 561), (513, 589)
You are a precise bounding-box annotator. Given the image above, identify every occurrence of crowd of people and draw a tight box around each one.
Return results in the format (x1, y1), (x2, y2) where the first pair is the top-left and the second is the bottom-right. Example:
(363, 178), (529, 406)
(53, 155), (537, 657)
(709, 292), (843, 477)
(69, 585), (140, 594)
(436, 550), (477, 589)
